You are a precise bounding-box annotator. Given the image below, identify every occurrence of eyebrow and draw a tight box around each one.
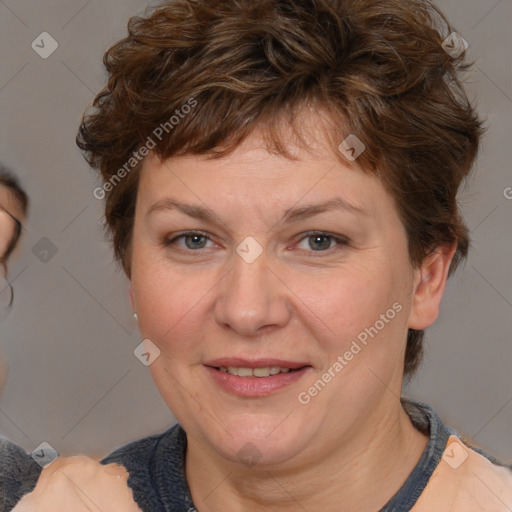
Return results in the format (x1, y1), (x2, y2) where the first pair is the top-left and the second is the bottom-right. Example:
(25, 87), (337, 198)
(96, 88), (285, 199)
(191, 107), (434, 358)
(146, 197), (368, 226)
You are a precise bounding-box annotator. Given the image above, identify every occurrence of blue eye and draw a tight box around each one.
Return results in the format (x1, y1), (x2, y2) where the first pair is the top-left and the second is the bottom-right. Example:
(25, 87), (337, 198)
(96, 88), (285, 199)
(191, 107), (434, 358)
(166, 232), (214, 251)
(295, 232), (348, 253)
(164, 230), (348, 255)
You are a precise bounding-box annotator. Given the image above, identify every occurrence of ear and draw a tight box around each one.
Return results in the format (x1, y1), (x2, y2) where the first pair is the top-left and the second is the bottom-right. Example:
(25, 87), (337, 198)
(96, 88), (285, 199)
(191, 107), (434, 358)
(408, 243), (457, 330)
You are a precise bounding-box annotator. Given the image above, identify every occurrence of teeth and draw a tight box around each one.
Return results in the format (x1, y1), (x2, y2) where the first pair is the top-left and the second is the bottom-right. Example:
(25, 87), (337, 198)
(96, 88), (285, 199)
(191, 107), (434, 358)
(253, 367), (270, 377)
(219, 366), (295, 377)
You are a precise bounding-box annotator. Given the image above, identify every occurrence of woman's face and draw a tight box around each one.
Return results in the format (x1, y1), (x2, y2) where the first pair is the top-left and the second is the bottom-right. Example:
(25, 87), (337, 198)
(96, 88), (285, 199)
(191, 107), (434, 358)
(130, 121), (432, 468)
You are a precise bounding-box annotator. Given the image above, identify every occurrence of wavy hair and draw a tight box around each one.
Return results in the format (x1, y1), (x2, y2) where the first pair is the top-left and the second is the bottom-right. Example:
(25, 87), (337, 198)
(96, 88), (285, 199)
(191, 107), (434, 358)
(77, 0), (485, 378)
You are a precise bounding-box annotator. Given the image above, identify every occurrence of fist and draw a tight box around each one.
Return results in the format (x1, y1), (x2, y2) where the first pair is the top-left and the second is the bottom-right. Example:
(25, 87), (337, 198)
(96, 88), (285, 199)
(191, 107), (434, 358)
(12, 455), (141, 512)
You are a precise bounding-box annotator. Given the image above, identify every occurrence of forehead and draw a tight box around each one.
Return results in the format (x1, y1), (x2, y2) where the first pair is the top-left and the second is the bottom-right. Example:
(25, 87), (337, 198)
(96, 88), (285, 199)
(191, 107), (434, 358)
(138, 127), (393, 225)
(138, 105), (381, 200)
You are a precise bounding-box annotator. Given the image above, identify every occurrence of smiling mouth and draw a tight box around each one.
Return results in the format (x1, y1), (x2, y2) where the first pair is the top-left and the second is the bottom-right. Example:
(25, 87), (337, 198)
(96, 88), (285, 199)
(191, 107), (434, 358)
(213, 366), (307, 377)
(205, 363), (311, 396)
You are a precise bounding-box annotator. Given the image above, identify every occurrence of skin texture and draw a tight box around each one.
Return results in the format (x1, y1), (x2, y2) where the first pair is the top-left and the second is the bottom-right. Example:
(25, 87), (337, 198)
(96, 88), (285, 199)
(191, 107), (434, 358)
(129, 113), (456, 511)
(11, 456), (141, 512)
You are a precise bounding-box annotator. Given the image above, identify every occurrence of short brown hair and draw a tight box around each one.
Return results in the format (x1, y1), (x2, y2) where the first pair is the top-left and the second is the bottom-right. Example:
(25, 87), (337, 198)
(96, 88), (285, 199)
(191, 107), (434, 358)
(77, 0), (485, 379)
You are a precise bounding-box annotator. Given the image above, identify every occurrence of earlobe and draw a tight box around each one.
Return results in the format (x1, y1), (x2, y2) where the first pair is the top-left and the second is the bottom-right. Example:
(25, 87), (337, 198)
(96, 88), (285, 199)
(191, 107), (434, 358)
(408, 243), (457, 330)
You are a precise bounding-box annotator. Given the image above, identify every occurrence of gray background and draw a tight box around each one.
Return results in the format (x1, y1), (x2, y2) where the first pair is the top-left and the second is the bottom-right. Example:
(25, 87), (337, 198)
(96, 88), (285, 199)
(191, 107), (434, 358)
(0, 0), (510, 460)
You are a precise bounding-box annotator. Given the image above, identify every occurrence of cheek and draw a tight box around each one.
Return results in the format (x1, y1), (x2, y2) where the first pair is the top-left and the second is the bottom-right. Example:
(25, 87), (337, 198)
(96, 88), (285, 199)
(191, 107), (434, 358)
(131, 258), (214, 356)
(293, 261), (399, 343)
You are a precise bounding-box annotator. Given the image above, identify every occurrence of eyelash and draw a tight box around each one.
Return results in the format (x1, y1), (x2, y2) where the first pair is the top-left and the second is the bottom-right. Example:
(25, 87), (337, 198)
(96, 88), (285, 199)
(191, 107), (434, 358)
(163, 230), (349, 256)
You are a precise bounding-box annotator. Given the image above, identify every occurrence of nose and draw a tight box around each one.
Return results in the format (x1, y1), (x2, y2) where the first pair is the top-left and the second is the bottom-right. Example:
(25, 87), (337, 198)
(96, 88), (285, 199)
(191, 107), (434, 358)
(214, 247), (292, 337)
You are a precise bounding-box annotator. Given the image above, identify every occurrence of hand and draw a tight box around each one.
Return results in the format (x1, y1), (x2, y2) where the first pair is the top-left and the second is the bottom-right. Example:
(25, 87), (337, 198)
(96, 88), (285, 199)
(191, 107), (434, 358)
(12, 455), (142, 512)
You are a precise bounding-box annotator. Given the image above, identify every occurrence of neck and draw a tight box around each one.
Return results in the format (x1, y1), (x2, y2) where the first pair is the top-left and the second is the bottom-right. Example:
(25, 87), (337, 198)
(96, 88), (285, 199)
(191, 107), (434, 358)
(185, 399), (429, 512)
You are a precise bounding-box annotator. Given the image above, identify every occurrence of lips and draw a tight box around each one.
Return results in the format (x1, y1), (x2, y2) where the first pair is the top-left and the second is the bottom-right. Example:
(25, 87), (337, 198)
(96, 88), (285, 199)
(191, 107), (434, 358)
(204, 358), (310, 370)
(219, 366), (294, 377)
(204, 358), (312, 397)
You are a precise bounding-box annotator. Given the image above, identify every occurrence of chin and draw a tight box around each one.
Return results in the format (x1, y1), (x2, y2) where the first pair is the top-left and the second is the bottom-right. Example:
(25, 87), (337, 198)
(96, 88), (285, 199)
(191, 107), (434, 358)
(197, 413), (316, 468)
